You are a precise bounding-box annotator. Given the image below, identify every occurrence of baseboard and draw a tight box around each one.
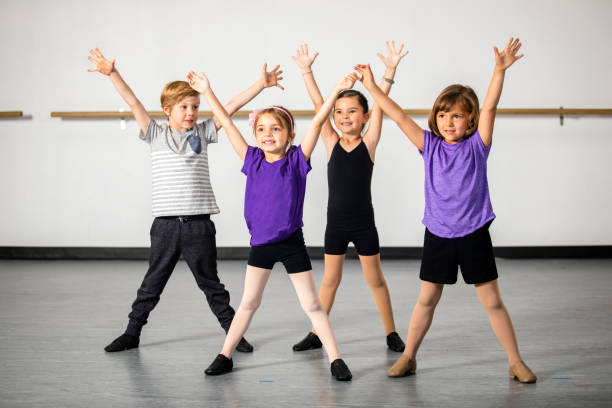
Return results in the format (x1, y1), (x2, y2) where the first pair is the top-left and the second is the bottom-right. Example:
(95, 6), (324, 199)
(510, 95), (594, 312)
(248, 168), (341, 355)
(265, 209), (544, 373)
(1, 246), (611, 260)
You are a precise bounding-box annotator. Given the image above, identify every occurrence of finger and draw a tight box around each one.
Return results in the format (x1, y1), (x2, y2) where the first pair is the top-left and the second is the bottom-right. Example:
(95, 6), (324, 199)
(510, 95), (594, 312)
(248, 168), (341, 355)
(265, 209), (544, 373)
(397, 43), (404, 54)
(276, 84), (285, 90)
(376, 52), (384, 62)
(277, 76), (284, 81)
(276, 69), (283, 75)
(386, 40), (391, 53)
(271, 64), (280, 73)
(312, 51), (319, 61)
(516, 53), (524, 60)
(493, 46), (500, 57)
(391, 40), (397, 52)
(262, 63), (268, 74)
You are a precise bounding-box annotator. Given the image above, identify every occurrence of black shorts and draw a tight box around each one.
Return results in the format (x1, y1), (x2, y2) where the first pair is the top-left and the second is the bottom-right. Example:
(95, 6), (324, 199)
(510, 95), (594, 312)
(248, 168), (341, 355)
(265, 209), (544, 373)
(248, 229), (312, 274)
(324, 224), (380, 256)
(419, 221), (498, 285)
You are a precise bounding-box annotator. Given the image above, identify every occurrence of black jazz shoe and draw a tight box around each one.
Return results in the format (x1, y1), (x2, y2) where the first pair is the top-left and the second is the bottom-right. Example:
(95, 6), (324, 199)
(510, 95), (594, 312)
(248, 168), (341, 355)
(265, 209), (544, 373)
(104, 334), (139, 352)
(235, 337), (254, 353)
(386, 332), (406, 352)
(204, 354), (233, 376)
(292, 332), (322, 351)
(330, 359), (352, 381)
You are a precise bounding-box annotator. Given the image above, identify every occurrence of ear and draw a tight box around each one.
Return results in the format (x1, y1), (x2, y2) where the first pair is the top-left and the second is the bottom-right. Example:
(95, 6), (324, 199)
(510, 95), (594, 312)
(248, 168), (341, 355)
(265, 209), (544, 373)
(162, 105), (171, 117)
(288, 131), (296, 142)
(363, 112), (370, 122)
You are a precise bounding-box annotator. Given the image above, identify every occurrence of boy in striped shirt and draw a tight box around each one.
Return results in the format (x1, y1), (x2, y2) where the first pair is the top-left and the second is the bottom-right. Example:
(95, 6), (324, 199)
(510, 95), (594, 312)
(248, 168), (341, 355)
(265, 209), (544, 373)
(88, 48), (284, 352)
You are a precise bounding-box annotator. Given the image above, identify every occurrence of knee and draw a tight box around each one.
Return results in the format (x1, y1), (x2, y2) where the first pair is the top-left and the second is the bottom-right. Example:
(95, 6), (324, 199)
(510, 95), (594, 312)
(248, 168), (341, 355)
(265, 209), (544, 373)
(301, 298), (324, 315)
(239, 296), (261, 313)
(481, 296), (504, 312)
(365, 274), (386, 289)
(321, 274), (341, 291)
(417, 294), (440, 309)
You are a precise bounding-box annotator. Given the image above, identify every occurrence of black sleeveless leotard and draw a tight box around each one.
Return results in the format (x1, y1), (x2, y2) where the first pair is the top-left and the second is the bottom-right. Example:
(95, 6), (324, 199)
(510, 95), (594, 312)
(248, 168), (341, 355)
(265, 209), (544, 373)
(325, 140), (379, 255)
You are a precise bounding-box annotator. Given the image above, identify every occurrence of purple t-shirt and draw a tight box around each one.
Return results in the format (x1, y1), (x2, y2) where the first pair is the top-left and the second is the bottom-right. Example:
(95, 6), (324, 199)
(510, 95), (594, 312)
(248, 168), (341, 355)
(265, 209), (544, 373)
(420, 130), (495, 238)
(241, 145), (312, 246)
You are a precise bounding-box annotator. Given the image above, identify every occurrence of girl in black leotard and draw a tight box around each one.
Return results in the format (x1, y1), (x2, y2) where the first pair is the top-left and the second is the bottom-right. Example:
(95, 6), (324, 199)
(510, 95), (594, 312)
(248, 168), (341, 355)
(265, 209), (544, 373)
(291, 42), (409, 352)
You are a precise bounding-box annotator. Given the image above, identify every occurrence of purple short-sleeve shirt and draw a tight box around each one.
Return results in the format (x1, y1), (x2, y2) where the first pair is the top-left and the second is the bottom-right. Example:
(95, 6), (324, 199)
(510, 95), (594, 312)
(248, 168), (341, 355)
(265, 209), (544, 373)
(420, 130), (495, 238)
(242, 145), (311, 246)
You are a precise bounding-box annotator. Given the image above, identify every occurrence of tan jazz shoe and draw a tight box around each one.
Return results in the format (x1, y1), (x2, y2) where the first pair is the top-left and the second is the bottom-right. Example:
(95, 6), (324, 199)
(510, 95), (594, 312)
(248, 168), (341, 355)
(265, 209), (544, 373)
(387, 355), (417, 377)
(509, 360), (537, 383)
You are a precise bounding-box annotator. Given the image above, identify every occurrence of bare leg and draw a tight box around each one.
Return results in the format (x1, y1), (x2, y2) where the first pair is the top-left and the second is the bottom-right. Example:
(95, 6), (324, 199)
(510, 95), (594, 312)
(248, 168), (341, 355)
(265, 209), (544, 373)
(220, 266), (271, 358)
(359, 253), (396, 334)
(474, 279), (521, 365)
(403, 281), (444, 359)
(290, 270), (341, 362)
(311, 254), (345, 334)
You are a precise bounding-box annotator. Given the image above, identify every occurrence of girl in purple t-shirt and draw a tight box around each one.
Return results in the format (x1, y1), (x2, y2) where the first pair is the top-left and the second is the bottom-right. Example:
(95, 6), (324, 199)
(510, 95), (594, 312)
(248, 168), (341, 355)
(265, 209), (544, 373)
(187, 69), (358, 381)
(357, 38), (536, 383)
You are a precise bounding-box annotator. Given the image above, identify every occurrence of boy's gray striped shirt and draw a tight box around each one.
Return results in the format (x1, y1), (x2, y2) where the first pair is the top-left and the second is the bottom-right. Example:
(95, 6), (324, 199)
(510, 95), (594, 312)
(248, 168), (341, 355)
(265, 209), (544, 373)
(140, 118), (220, 217)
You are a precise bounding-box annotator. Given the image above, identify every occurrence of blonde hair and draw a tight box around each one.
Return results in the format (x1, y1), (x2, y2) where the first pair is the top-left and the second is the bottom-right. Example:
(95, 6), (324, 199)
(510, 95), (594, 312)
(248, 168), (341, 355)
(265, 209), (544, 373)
(160, 81), (200, 110)
(428, 84), (479, 139)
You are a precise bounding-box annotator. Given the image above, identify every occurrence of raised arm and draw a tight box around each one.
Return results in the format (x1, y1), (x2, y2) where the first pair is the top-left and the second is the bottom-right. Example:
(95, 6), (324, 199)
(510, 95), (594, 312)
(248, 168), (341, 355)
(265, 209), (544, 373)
(356, 64), (424, 151)
(363, 41), (410, 153)
(479, 37), (524, 147)
(292, 44), (338, 151)
(301, 73), (358, 160)
(87, 48), (150, 134)
(187, 71), (249, 161)
(213, 63), (284, 131)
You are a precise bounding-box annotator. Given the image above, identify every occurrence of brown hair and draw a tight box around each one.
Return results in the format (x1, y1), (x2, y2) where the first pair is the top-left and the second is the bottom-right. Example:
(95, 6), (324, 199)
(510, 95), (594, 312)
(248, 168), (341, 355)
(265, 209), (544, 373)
(254, 106), (295, 133)
(160, 81), (200, 110)
(335, 90), (369, 113)
(428, 84), (479, 139)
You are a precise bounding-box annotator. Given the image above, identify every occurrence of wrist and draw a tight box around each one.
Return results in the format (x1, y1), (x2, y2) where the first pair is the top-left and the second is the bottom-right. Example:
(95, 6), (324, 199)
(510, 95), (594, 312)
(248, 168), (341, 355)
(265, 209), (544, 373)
(301, 69), (313, 75)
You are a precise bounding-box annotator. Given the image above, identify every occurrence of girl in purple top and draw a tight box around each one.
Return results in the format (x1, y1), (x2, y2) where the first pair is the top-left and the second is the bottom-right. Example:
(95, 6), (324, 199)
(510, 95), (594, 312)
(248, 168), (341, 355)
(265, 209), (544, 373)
(187, 69), (359, 381)
(357, 38), (536, 383)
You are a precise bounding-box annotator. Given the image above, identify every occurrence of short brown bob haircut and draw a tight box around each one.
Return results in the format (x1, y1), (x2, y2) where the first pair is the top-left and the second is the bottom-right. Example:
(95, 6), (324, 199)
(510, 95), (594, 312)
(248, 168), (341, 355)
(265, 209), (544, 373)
(428, 84), (480, 139)
(160, 81), (200, 110)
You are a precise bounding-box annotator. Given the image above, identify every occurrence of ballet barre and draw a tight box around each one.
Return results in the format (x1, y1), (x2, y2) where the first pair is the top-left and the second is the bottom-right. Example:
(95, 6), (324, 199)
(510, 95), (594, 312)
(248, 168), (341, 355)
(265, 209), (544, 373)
(50, 108), (612, 126)
(0, 111), (23, 117)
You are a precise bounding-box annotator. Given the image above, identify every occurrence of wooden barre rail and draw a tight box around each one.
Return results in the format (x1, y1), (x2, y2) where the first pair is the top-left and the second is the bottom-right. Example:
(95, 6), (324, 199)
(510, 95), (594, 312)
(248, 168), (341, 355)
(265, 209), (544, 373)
(50, 108), (612, 119)
(0, 111), (23, 118)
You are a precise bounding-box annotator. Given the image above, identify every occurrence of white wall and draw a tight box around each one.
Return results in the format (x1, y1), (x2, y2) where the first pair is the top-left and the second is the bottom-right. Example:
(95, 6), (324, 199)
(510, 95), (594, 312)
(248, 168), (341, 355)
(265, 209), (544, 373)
(1, 0), (611, 247)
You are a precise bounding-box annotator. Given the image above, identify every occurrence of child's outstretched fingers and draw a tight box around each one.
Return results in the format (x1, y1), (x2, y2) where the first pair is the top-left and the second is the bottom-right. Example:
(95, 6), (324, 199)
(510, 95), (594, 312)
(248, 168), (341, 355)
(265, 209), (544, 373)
(87, 48), (115, 75)
(187, 71), (210, 93)
(376, 41), (409, 69)
(494, 37), (524, 70)
(291, 44), (319, 72)
(261, 63), (284, 90)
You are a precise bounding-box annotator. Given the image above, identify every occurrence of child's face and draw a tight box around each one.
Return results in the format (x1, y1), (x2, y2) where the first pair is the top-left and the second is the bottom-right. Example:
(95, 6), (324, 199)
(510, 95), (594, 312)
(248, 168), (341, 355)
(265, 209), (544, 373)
(163, 95), (200, 131)
(333, 96), (369, 136)
(255, 113), (294, 157)
(436, 103), (469, 143)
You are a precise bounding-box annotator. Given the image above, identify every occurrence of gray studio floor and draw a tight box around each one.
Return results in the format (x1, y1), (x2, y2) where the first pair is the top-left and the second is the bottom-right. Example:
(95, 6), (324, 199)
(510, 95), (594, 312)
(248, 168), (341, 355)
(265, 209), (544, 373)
(1, 258), (611, 408)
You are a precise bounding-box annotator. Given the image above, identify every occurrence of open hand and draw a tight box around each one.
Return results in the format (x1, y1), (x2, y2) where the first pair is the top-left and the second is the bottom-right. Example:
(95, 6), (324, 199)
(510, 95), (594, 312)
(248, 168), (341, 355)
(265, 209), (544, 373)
(354, 64), (376, 89)
(291, 44), (319, 73)
(186, 71), (210, 94)
(261, 63), (284, 90)
(87, 48), (115, 75)
(377, 41), (409, 69)
(494, 37), (524, 71)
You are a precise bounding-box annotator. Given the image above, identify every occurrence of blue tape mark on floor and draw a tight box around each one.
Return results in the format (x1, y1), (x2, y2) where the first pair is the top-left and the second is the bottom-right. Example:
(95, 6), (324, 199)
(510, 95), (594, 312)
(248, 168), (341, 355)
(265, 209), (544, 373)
(552, 377), (572, 380)
(259, 380), (275, 383)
